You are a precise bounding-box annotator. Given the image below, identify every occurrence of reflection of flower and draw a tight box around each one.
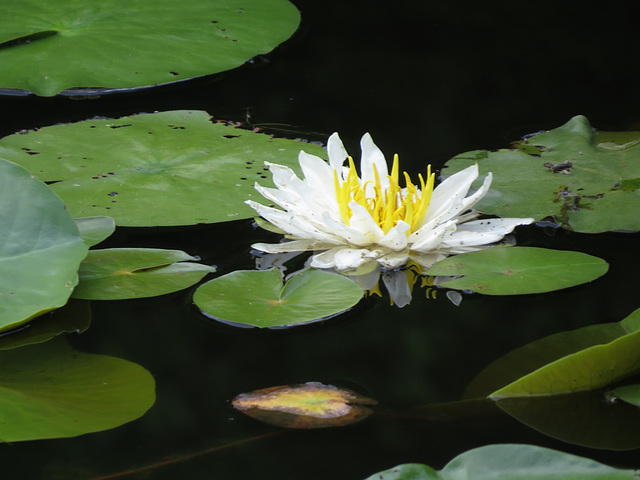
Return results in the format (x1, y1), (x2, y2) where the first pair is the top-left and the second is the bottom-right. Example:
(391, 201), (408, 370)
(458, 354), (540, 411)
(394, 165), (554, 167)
(247, 132), (534, 283)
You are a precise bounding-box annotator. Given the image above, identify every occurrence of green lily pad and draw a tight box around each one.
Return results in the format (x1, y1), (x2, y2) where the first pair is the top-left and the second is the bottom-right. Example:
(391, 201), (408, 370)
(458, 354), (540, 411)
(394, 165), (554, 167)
(74, 216), (116, 246)
(489, 307), (640, 399)
(0, 0), (300, 96)
(71, 248), (216, 300)
(0, 110), (327, 226)
(427, 247), (608, 295)
(193, 268), (364, 327)
(364, 444), (637, 480)
(232, 382), (377, 429)
(460, 308), (640, 449)
(443, 115), (640, 233)
(0, 337), (155, 442)
(0, 300), (91, 351)
(0, 159), (88, 332)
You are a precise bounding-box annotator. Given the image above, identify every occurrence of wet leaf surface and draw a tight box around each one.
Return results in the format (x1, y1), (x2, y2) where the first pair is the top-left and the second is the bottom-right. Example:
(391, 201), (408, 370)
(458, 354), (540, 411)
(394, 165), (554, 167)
(0, 110), (327, 226)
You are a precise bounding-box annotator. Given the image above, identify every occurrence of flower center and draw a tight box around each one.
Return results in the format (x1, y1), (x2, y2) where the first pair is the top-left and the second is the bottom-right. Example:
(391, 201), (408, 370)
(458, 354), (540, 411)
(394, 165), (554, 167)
(333, 154), (435, 234)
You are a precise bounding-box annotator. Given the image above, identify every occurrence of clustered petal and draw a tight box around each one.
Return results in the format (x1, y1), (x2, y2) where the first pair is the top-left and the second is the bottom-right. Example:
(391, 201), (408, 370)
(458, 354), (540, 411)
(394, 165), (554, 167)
(247, 133), (534, 283)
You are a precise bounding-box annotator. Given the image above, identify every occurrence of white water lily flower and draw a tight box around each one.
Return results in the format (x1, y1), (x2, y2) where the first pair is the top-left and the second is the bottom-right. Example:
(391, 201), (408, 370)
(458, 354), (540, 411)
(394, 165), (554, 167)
(246, 133), (534, 276)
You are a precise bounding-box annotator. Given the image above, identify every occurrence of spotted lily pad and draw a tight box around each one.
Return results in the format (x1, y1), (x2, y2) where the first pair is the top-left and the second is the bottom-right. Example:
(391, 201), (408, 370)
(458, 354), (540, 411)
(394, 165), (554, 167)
(428, 247), (608, 295)
(0, 0), (300, 96)
(0, 110), (327, 226)
(0, 159), (88, 332)
(443, 115), (640, 233)
(232, 382), (377, 428)
(71, 248), (216, 300)
(193, 268), (364, 327)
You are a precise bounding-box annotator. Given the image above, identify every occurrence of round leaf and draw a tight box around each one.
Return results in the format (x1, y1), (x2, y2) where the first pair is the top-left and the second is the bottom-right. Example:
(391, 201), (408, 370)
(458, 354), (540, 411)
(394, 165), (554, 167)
(0, 110), (327, 226)
(72, 248), (216, 300)
(232, 382), (377, 429)
(443, 115), (640, 233)
(0, 159), (88, 332)
(428, 247), (608, 295)
(0, 0), (300, 96)
(0, 338), (155, 442)
(193, 268), (364, 327)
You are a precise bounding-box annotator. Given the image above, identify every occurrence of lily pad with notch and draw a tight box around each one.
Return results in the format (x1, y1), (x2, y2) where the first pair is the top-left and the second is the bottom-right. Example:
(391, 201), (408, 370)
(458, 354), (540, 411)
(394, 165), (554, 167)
(71, 248), (216, 300)
(193, 268), (364, 327)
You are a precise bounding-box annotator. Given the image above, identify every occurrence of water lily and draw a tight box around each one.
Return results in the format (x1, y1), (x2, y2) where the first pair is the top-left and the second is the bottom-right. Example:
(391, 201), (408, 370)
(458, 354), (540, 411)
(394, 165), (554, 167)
(247, 133), (534, 278)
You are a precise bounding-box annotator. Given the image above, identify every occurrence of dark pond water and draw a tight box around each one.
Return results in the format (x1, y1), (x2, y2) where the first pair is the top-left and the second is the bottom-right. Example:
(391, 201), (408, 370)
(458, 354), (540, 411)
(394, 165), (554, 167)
(2, 1), (640, 479)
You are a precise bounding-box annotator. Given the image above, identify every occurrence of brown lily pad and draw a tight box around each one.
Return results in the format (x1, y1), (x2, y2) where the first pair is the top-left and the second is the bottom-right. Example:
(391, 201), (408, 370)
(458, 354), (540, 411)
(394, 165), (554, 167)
(232, 382), (377, 429)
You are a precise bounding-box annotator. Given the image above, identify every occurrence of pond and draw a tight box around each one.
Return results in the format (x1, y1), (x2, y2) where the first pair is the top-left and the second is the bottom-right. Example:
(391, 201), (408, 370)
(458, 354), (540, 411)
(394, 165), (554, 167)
(1, 1), (640, 479)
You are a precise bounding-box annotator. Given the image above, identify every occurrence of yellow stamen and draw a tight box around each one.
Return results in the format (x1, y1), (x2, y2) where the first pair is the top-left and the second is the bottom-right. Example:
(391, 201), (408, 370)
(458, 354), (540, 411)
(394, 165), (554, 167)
(333, 154), (435, 235)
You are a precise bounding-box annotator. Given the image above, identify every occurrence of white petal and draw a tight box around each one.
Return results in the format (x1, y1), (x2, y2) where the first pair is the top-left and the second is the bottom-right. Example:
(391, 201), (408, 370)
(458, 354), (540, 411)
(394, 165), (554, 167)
(347, 267), (381, 290)
(265, 162), (302, 190)
(359, 133), (389, 193)
(310, 247), (378, 274)
(409, 252), (448, 269)
(251, 239), (319, 254)
(348, 201), (385, 243)
(320, 210), (375, 247)
(377, 251), (410, 269)
(382, 270), (412, 308)
(378, 221), (411, 251)
(422, 165), (479, 225)
(410, 220), (457, 252)
(327, 132), (349, 171)
(440, 217), (533, 249)
(298, 151), (337, 206)
(457, 172), (493, 215)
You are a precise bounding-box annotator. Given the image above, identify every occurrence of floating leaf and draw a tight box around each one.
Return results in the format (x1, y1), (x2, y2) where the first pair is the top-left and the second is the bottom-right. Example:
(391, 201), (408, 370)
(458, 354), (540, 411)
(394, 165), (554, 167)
(364, 444), (637, 480)
(232, 382), (377, 429)
(489, 307), (640, 399)
(0, 110), (327, 226)
(0, 0), (300, 96)
(0, 159), (88, 332)
(71, 248), (216, 300)
(0, 300), (91, 351)
(443, 115), (640, 233)
(427, 247), (608, 295)
(74, 216), (116, 246)
(611, 384), (640, 407)
(0, 337), (155, 442)
(193, 268), (364, 327)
